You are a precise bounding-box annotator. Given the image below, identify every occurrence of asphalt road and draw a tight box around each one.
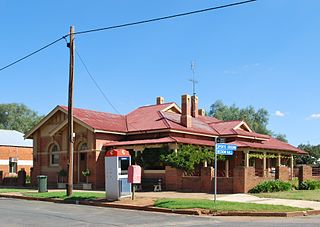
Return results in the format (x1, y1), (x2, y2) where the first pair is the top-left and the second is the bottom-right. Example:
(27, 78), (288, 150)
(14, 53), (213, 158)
(0, 198), (320, 227)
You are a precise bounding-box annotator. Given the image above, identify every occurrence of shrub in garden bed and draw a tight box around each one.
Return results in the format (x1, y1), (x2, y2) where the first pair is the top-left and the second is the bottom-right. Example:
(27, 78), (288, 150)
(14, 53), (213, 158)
(249, 180), (292, 193)
(299, 179), (320, 190)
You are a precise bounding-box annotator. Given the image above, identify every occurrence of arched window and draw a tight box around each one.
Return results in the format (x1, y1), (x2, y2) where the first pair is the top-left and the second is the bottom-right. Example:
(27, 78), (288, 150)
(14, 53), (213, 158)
(79, 143), (88, 152)
(49, 143), (60, 166)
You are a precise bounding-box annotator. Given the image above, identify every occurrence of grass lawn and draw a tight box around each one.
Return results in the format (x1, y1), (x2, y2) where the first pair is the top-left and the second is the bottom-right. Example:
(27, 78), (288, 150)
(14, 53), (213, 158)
(22, 191), (105, 201)
(254, 189), (320, 202)
(154, 198), (308, 212)
(0, 188), (31, 193)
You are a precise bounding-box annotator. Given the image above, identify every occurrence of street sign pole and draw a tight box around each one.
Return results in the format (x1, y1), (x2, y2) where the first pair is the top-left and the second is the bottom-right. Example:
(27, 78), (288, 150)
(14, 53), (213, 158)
(214, 138), (237, 204)
(214, 137), (217, 203)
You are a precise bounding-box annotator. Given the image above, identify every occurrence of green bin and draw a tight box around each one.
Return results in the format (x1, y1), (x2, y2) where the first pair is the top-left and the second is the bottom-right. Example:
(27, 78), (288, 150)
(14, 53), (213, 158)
(37, 175), (48, 193)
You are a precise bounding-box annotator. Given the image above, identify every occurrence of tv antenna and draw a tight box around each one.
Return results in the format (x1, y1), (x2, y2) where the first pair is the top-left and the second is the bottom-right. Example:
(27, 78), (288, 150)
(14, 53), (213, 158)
(189, 61), (198, 96)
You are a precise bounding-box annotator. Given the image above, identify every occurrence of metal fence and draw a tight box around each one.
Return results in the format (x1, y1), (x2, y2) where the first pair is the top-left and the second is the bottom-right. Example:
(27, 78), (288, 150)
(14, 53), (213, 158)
(312, 167), (320, 177)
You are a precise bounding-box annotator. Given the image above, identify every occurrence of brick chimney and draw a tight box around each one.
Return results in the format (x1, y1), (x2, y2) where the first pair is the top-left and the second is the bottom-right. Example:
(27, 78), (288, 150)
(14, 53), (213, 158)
(156, 96), (164, 105)
(198, 109), (206, 116)
(181, 94), (192, 127)
(191, 95), (198, 118)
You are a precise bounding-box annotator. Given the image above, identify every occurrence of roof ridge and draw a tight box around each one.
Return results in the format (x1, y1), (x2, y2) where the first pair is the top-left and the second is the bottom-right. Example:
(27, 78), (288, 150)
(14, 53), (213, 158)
(209, 119), (242, 124)
(158, 111), (171, 129)
(59, 105), (124, 116)
(136, 102), (176, 109)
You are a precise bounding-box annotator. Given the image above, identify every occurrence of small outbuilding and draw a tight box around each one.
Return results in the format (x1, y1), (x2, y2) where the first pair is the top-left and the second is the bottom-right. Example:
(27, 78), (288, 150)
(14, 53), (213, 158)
(0, 129), (33, 182)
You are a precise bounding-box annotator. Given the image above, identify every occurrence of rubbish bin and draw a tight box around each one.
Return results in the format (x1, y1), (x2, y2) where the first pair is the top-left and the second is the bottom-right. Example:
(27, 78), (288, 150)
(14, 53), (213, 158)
(37, 175), (48, 193)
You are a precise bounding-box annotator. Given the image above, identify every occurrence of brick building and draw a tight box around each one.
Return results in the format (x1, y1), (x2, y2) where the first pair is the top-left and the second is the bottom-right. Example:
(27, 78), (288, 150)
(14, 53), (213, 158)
(25, 95), (306, 192)
(0, 130), (33, 183)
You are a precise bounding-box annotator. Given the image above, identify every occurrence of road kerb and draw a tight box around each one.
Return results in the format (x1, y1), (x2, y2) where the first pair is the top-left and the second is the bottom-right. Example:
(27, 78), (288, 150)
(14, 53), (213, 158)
(0, 194), (316, 217)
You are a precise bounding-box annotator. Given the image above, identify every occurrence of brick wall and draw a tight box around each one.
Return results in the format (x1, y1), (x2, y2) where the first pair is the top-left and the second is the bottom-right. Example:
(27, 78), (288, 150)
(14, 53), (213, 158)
(217, 177), (233, 194)
(233, 166), (271, 193)
(0, 146), (33, 183)
(298, 165), (312, 182)
(165, 166), (183, 190)
(200, 167), (214, 193)
(182, 176), (201, 192)
(276, 166), (290, 181)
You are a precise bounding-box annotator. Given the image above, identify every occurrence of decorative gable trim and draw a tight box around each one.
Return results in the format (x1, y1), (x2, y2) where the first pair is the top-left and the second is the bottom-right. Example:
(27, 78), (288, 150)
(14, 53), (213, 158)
(234, 121), (252, 132)
(161, 103), (181, 114)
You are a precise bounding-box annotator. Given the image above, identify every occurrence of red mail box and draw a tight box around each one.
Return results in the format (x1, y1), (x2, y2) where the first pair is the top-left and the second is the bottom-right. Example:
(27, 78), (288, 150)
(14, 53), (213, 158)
(128, 165), (141, 184)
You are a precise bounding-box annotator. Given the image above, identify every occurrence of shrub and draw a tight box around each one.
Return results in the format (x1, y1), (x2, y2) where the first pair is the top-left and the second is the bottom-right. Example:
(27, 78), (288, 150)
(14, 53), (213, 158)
(249, 180), (292, 193)
(290, 177), (299, 190)
(299, 179), (320, 190)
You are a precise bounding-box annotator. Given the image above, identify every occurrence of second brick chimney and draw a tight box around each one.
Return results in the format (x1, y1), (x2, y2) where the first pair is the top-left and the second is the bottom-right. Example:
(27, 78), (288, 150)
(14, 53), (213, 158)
(181, 94), (192, 127)
(198, 109), (206, 116)
(156, 96), (164, 105)
(191, 95), (198, 118)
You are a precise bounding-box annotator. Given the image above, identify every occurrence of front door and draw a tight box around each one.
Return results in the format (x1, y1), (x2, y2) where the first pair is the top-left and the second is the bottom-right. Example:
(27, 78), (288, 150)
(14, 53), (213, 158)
(79, 153), (87, 183)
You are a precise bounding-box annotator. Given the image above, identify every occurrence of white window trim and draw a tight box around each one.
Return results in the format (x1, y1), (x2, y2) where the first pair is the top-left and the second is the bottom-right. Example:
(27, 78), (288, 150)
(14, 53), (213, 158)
(49, 143), (60, 167)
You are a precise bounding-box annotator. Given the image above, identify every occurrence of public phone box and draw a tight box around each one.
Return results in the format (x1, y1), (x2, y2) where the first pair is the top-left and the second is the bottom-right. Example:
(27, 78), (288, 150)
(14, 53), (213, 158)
(105, 149), (131, 201)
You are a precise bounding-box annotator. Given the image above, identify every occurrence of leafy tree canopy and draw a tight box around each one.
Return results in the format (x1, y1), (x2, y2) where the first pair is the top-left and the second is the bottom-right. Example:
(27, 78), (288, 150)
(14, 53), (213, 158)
(295, 144), (320, 166)
(160, 145), (223, 175)
(0, 103), (43, 134)
(208, 100), (287, 142)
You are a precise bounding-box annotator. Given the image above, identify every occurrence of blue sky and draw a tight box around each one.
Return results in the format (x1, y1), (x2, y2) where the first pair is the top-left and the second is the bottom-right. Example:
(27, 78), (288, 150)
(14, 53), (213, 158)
(1, 0), (320, 146)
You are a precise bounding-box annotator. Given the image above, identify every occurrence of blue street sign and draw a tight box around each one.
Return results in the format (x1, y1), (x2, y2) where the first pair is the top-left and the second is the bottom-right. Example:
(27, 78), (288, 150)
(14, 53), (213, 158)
(216, 149), (234, 155)
(215, 143), (237, 156)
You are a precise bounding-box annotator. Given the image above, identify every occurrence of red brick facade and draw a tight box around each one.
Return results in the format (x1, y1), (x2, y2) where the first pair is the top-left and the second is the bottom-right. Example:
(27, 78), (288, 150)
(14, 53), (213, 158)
(0, 146), (33, 182)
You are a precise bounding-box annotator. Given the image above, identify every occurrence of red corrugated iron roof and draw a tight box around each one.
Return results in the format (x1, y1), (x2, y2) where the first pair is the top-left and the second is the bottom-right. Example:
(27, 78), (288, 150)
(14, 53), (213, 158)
(59, 104), (303, 154)
(105, 136), (214, 147)
(232, 138), (306, 154)
(125, 103), (174, 132)
(161, 112), (218, 135)
(60, 106), (127, 132)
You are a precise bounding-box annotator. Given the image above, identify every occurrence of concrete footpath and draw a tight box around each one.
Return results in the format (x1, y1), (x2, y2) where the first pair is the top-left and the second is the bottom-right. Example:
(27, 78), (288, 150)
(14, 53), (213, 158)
(137, 191), (320, 210)
(218, 193), (320, 210)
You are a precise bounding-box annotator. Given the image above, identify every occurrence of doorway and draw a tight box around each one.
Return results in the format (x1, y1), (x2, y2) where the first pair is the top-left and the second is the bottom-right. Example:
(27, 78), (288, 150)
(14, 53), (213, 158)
(79, 152), (87, 183)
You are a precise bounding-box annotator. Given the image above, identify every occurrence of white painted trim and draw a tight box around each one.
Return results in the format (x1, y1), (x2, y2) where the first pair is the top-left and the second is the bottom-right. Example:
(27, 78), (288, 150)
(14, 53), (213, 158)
(234, 121), (252, 132)
(18, 160), (33, 166)
(0, 160), (9, 165)
(161, 103), (181, 113)
(143, 170), (165, 174)
(0, 159), (33, 166)
(94, 129), (126, 135)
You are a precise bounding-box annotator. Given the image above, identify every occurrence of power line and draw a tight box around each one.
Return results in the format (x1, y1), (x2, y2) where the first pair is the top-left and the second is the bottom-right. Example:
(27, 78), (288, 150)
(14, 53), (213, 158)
(0, 0), (256, 72)
(75, 49), (122, 115)
(0, 36), (67, 72)
(75, 48), (143, 133)
(74, 0), (256, 36)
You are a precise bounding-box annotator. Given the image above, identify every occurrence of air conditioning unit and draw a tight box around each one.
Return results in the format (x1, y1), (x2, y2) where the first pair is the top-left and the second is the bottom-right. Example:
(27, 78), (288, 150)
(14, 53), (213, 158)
(9, 157), (18, 162)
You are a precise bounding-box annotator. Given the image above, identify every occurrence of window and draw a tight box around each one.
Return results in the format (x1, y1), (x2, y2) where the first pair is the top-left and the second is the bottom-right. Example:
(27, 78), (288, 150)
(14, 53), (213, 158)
(49, 144), (60, 166)
(79, 143), (88, 152)
(9, 157), (17, 174)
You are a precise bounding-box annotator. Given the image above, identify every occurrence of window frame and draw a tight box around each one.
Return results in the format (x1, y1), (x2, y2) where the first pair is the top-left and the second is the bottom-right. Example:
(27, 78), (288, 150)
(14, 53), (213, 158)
(49, 143), (60, 167)
(9, 157), (18, 174)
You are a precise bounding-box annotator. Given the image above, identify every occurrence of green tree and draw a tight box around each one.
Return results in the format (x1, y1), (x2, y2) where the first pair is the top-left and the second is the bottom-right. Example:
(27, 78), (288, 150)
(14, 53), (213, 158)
(160, 145), (222, 175)
(0, 103), (43, 134)
(295, 144), (320, 166)
(209, 100), (271, 135)
(273, 133), (288, 143)
(209, 100), (287, 141)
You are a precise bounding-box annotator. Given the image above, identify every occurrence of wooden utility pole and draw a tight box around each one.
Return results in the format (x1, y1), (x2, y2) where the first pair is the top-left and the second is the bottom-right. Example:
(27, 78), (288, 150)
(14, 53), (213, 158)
(67, 26), (75, 196)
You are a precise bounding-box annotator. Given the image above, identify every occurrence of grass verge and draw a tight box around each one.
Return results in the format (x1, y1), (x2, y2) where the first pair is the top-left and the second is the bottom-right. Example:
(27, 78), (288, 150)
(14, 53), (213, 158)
(254, 189), (320, 202)
(22, 191), (105, 201)
(154, 198), (309, 212)
(0, 188), (31, 193)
